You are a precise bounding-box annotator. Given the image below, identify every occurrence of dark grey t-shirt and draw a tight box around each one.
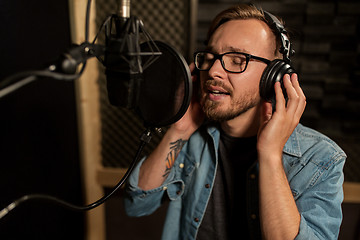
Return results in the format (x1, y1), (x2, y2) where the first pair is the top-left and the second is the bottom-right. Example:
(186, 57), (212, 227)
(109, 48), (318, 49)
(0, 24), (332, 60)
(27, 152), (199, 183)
(197, 130), (257, 240)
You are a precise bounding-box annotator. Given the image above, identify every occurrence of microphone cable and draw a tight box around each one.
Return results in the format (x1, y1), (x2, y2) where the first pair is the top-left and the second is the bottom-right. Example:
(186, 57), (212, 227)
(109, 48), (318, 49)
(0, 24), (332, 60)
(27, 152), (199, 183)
(0, 129), (152, 220)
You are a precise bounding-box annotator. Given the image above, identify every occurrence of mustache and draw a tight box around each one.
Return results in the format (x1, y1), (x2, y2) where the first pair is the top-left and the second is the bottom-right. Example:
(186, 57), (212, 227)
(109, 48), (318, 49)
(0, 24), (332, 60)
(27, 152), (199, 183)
(203, 79), (232, 94)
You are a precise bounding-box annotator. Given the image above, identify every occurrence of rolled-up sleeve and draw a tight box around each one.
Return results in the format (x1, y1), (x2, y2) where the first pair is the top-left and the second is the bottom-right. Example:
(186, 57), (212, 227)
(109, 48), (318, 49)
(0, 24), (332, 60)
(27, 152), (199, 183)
(294, 154), (346, 240)
(124, 156), (185, 217)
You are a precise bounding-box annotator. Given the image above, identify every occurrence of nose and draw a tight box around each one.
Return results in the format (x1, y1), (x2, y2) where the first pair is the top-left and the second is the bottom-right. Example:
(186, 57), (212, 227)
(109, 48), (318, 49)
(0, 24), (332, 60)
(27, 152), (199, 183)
(208, 58), (226, 79)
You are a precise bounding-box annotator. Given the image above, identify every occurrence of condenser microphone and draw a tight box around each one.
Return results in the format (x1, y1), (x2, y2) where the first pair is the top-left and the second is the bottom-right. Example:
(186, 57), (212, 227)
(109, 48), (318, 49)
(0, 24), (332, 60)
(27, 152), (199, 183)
(104, 0), (143, 110)
(103, 5), (192, 128)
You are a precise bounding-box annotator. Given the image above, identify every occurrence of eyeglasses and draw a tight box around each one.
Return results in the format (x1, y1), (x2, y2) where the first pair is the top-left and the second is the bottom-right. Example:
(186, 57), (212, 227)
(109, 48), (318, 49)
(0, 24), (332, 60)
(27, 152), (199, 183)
(194, 51), (271, 73)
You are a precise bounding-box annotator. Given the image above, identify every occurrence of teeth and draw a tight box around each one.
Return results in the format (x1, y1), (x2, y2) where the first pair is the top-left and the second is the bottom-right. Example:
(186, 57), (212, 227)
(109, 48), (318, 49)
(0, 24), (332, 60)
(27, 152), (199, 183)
(210, 90), (229, 95)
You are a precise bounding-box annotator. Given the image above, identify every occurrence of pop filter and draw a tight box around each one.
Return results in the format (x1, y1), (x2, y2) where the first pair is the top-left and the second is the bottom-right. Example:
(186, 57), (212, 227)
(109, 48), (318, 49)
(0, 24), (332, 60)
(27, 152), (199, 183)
(137, 41), (192, 128)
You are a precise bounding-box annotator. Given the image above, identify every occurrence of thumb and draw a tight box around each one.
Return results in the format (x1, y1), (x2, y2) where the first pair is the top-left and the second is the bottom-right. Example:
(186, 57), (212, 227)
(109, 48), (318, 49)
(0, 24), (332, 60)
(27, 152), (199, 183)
(260, 100), (273, 125)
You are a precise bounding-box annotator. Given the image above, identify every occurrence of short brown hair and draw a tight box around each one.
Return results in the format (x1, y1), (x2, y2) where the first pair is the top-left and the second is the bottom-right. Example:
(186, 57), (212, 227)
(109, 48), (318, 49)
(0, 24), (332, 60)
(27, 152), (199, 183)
(205, 4), (287, 57)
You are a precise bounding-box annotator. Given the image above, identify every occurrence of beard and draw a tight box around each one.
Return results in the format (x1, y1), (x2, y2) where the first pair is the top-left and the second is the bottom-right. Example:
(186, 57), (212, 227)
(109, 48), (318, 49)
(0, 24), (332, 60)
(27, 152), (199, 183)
(200, 80), (260, 122)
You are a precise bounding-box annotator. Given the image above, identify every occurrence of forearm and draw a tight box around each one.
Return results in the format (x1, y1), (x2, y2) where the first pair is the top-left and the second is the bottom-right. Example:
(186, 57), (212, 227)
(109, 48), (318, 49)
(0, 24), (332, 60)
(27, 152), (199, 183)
(258, 154), (300, 240)
(138, 127), (191, 190)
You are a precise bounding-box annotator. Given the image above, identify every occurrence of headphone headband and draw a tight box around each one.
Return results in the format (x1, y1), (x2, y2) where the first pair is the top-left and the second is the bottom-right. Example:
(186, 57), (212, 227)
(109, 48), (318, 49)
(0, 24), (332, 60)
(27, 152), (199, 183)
(263, 11), (294, 63)
(258, 10), (296, 109)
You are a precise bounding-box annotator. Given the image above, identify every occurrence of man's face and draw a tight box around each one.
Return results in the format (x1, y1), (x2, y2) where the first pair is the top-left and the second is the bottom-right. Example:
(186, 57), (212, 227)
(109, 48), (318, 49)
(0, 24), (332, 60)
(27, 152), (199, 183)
(199, 19), (276, 121)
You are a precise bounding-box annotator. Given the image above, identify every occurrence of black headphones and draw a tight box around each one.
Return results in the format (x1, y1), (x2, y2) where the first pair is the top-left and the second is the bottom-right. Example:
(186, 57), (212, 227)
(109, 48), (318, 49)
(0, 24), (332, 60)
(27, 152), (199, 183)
(259, 11), (296, 109)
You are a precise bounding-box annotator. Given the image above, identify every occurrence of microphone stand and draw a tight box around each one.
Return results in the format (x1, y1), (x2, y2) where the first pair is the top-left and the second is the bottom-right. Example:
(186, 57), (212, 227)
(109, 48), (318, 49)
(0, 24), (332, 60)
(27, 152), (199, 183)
(0, 76), (36, 99)
(0, 42), (104, 99)
(0, 0), (162, 220)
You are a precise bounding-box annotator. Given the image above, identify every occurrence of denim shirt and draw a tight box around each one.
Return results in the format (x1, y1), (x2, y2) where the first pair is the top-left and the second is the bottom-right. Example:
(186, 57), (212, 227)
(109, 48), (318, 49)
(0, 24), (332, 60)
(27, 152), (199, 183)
(124, 124), (346, 240)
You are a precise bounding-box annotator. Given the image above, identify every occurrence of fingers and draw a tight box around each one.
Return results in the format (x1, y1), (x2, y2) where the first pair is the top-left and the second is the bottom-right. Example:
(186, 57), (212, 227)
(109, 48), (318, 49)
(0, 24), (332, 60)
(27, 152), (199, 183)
(273, 73), (306, 124)
(279, 73), (306, 121)
(290, 74), (306, 119)
(274, 80), (286, 112)
(283, 74), (299, 114)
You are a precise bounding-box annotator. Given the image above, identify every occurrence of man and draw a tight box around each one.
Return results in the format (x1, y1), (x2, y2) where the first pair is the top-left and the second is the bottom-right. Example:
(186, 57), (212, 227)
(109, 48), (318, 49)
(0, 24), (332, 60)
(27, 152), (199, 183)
(124, 4), (346, 240)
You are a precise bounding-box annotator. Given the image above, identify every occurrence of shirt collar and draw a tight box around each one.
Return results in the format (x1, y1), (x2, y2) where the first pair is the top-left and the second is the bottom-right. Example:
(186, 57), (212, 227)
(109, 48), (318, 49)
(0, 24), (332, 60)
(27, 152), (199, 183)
(283, 126), (302, 157)
(206, 123), (303, 157)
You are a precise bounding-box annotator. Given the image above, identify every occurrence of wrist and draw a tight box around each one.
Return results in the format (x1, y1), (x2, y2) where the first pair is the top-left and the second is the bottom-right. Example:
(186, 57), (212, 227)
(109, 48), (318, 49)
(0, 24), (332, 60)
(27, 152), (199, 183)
(258, 151), (283, 167)
(168, 123), (196, 140)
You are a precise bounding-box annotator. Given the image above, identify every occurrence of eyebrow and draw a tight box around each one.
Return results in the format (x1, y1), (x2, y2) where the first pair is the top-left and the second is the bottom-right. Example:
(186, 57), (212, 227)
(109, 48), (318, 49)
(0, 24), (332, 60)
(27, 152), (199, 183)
(205, 45), (250, 54)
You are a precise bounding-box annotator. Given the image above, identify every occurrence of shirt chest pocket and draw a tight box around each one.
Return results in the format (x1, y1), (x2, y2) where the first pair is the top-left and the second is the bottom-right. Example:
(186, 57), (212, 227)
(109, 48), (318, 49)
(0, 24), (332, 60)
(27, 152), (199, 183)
(171, 153), (197, 195)
(175, 151), (196, 176)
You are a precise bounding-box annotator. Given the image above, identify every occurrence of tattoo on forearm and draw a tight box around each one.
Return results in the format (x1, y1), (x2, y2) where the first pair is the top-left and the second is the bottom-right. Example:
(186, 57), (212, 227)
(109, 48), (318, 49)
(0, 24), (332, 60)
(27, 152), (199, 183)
(163, 139), (187, 177)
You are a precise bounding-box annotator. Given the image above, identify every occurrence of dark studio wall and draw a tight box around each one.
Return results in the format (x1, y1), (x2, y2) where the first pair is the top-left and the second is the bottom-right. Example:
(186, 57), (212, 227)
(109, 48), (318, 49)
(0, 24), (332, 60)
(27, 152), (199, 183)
(0, 1), (84, 239)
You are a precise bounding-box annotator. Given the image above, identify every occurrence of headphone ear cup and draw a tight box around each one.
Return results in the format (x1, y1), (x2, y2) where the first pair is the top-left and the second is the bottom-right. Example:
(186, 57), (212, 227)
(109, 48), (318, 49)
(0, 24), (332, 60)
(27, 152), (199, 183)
(259, 59), (295, 109)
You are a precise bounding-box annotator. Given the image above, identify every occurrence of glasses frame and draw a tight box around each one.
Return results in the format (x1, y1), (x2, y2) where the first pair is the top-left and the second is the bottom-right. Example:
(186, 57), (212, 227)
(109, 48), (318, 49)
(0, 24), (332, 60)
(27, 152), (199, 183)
(194, 51), (271, 73)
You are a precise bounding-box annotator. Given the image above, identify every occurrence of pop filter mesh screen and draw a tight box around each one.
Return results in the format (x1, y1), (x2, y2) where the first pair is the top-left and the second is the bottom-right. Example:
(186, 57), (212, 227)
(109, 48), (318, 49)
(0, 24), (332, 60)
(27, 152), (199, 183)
(95, 0), (192, 167)
(138, 41), (190, 127)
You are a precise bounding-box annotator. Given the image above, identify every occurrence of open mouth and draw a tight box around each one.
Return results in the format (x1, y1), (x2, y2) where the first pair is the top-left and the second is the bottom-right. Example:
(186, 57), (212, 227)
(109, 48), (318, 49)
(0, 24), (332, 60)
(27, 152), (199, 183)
(208, 90), (230, 96)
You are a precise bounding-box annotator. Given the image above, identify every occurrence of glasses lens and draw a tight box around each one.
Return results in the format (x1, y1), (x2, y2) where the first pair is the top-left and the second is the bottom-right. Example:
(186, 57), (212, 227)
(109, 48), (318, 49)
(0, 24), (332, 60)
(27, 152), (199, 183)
(195, 52), (214, 70)
(222, 53), (247, 73)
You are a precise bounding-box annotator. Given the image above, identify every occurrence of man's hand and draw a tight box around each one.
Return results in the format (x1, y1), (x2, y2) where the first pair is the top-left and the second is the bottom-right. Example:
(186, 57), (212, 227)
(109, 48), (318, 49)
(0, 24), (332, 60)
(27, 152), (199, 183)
(170, 63), (205, 139)
(257, 73), (306, 160)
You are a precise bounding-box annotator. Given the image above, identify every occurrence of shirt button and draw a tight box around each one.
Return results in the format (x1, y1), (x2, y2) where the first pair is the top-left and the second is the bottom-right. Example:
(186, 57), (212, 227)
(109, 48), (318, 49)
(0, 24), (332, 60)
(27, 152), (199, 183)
(176, 190), (181, 195)
(251, 214), (257, 220)
(162, 186), (167, 191)
(179, 163), (184, 168)
(205, 184), (210, 188)
(250, 174), (256, 179)
(194, 217), (199, 222)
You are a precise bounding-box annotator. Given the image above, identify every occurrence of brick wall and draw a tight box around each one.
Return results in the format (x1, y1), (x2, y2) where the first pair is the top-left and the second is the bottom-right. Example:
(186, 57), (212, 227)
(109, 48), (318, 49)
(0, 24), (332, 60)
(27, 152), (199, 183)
(196, 0), (360, 182)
